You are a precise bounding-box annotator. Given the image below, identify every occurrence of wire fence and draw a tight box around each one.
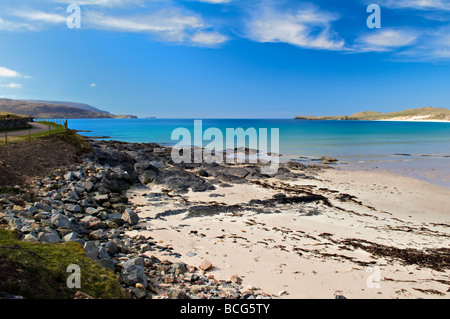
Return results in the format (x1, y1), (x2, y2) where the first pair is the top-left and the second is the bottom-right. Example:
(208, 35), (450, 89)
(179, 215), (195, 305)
(1, 117), (69, 145)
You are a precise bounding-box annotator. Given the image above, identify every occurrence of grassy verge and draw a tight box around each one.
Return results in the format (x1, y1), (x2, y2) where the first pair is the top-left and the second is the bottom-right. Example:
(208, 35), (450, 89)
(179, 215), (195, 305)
(0, 228), (127, 299)
(0, 121), (92, 154)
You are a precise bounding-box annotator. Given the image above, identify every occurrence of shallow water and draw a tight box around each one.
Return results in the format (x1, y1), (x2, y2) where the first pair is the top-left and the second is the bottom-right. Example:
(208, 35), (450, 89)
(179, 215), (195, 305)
(68, 118), (450, 188)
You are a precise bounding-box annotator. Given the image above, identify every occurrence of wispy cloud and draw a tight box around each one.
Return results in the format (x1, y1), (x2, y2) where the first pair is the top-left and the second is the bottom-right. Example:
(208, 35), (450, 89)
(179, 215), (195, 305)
(191, 31), (228, 45)
(245, 3), (345, 51)
(85, 8), (203, 41)
(52, 0), (144, 7)
(195, 0), (232, 3)
(376, 0), (450, 10)
(0, 82), (22, 89)
(0, 17), (35, 31)
(85, 8), (228, 45)
(354, 29), (420, 52)
(398, 26), (450, 60)
(11, 9), (66, 24)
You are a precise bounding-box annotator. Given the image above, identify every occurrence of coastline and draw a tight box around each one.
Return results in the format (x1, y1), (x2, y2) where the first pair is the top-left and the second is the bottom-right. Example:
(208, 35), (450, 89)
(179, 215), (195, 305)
(375, 119), (450, 123)
(126, 166), (450, 299)
(1, 137), (449, 299)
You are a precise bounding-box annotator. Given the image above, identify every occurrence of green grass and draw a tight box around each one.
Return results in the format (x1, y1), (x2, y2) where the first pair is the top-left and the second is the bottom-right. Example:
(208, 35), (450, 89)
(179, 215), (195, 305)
(0, 228), (127, 299)
(1, 122), (92, 154)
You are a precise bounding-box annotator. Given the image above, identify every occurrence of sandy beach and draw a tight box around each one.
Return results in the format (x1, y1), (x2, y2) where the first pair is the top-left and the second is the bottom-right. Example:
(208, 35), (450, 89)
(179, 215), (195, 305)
(126, 167), (450, 299)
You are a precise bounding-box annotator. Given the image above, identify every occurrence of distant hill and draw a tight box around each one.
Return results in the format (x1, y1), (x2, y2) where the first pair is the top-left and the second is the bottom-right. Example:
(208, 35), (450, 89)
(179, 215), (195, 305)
(295, 107), (450, 121)
(20, 100), (111, 114)
(0, 111), (30, 119)
(0, 98), (137, 119)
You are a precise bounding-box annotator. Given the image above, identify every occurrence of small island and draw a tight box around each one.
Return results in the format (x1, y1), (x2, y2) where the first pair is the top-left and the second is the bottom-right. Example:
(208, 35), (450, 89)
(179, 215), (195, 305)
(295, 106), (450, 122)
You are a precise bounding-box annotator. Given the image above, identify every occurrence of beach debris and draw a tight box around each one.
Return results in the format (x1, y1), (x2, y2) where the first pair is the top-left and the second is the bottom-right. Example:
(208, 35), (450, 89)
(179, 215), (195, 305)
(198, 260), (213, 271)
(278, 290), (289, 296)
(230, 275), (242, 284)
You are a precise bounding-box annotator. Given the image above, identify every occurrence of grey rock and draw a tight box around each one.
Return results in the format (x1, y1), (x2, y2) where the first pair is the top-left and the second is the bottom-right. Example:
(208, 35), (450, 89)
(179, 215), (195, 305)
(93, 194), (109, 204)
(111, 238), (129, 253)
(8, 218), (23, 230)
(104, 241), (119, 256)
(122, 208), (139, 225)
(39, 232), (61, 243)
(172, 262), (187, 274)
(120, 259), (148, 288)
(34, 212), (51, 221)
(73, 171), (83, 180)
(131, 287), (147, 299)
(34, 202), (52, 212)
(23, 234), (39, 243)
(98, 246), (110, 260)
(99, 258), (116, 271)
(62, 232), (79, 243)
(112, 203), (127, 213)
(89, 229), (106, 240)
(24, 205), (38, 216)
(51, 214), (71, 229)
(65, 204), (82, 214)
(84, 241), (99, 260)
(123, 257), (145, 268)
(85, 207), (103, 216)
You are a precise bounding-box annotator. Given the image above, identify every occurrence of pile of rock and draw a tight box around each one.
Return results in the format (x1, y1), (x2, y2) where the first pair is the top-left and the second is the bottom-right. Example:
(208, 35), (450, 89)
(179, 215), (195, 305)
(0, 154), (272, 299)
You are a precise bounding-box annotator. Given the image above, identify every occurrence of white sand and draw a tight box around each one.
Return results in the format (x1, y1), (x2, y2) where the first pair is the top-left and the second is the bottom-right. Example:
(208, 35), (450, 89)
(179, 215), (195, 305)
(126, 169), (450, 299)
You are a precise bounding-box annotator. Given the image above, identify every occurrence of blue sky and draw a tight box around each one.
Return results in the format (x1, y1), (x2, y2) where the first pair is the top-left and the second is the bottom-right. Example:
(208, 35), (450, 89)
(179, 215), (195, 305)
(1, 0), (450, 118)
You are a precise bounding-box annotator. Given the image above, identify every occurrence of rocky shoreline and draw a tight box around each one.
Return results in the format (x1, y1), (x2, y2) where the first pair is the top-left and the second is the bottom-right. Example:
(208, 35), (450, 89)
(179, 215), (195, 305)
(0, 139), (324, 299)
(2, 138), (449, 299)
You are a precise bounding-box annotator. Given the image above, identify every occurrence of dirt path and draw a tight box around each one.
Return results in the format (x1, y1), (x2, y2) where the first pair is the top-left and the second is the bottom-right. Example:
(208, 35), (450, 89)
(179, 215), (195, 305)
(0, 122), (57, 138)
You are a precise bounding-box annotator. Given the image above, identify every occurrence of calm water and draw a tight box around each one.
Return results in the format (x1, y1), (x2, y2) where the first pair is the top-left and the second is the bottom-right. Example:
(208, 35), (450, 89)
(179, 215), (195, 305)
(68, 119), (450, 187)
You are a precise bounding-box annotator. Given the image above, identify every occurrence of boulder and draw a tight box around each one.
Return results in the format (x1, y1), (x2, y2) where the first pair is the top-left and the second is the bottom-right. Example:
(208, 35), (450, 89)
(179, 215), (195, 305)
(38, 232), (61, 243)
(122, 208), (139, 225)
(320, 156), (338, 164)
(65, 204), (82, 214)
(62, 232), (79, 243)
(84, 241), (99, 260)
(50, 214), (71, 229)
(120, 258), (148, 288)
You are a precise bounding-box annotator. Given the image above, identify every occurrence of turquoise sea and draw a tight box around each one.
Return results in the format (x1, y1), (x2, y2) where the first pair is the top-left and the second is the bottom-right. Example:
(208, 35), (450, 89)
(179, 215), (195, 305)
(68, 119), (450, 188)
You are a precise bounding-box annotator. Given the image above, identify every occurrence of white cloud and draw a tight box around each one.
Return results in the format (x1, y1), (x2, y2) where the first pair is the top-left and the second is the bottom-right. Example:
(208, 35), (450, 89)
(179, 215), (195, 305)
(52, 0), (143, 7)
(196, 0), (232, 3)
(0, 67), (28, 78)
(11, 10), (66, 24)
(246, 4), (345, 51)
(0, 17), (35, 31)
(0, 82), (22, 89)
(355, 29), (420, 52)
(85, 8), (223, 43)
(377, 0), (450, 10)
(90, 83), (97, 87)
(399, 26), (450, 60)
(191, 31), (228, 45)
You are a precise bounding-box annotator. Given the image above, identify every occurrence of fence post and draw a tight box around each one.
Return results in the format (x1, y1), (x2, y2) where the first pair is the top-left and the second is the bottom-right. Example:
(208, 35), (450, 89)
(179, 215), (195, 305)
(5, 127), (7, 145)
